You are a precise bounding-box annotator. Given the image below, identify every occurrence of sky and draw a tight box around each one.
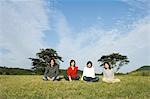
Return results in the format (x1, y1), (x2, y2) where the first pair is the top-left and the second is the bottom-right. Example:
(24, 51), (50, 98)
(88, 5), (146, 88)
(0, 0), (150, 73)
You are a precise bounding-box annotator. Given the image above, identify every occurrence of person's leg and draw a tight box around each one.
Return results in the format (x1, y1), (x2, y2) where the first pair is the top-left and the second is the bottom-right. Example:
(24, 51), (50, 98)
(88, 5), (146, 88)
(83, 76), (92, 82)
(102, 78), (106, 82)
(91, 77), (99, 82)
(52, 76), (59, 81)
(54, 76), (62, 81)
(43, 76), (48, 81)
(75, 76), (80, 80)
(102, 78), (112, 83)
(64, 75), (69, 81)
(72, 76), (80, 80)
(112, 78), (120, 83)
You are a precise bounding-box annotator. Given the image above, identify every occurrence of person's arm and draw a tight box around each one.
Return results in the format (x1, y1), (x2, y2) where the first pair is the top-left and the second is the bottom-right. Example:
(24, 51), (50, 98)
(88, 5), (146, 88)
(44, 66), (48, 76)
(67, 68), (72, 81)
(68, 76), (72, 81)
(55, 64), (59, 76)
(81, 67), (85, 80)
(81, 75), (83, 81)
(92, 68), (95, 78)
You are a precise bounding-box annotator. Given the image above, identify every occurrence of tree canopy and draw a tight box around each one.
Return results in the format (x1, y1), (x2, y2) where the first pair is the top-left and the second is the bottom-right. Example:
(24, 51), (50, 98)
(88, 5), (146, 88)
(98, 53), (130, 72)
(29, 48), (63, 74)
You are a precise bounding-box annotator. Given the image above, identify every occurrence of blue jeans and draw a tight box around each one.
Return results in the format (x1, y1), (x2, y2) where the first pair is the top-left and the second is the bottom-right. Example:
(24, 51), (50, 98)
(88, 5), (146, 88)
(83, 76), (99, 82)
(43, 76), (61, 81)
(64, 75), (80, 81)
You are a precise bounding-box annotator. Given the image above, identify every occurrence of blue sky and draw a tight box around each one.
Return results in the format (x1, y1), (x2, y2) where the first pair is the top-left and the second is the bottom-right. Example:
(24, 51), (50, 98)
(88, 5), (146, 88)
(44, 0), (149, 48)
(55, 0), (148, 30)
(0, 0), (150, 73)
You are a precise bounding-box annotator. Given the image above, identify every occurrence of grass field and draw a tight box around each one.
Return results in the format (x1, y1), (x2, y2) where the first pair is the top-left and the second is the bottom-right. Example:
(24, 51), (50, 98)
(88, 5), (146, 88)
(0, 75), (150, 99)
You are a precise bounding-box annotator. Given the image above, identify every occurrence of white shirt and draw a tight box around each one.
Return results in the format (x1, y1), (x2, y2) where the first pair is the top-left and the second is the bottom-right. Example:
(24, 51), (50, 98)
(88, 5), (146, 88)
(103, 68), (114, 79)
(82, 66), (95, 78)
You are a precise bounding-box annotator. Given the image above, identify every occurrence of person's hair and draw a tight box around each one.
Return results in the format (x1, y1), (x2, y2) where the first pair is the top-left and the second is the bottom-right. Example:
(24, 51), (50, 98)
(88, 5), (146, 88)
(87, 61), (92, 68)
(103, 62), (111, 69)
(70, 60), (76, 67)
(49, 58), (57, 66)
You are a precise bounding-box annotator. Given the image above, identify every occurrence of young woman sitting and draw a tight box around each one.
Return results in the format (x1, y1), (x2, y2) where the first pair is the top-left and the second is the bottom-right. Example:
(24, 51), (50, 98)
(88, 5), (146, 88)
(64, 60), (80, 81)
(81, 61), (99, 82)
(102, 62), (120, 83)
(43, 58), (61, 81)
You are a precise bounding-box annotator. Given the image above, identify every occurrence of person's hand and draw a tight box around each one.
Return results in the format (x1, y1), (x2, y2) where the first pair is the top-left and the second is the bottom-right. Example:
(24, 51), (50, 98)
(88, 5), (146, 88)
(47, 77), (54, 81)
(51, 77), (55, 81)
(80, 76), (83, 81)
(68, 76), (72, 82)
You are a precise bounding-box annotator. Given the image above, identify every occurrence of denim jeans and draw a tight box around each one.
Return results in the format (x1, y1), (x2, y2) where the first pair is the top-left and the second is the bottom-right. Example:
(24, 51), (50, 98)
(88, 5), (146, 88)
(43, 76), (61, 81)
(83, 76), (99, 82)
(64, 75), (80, 81)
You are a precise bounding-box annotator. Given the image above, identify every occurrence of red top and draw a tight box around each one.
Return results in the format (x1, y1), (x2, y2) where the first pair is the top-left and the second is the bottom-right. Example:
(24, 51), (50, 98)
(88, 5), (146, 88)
(67, 66), (78, 78)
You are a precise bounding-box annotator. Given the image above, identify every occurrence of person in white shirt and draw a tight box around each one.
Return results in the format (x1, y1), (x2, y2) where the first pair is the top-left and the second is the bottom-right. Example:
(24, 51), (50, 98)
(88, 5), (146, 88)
(81, 61), (99, 82)
(102, 62), (120, 83)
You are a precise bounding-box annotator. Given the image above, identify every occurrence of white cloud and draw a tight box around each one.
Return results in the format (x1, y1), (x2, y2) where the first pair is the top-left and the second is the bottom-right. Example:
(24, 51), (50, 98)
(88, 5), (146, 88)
(0, 0), (149, 74)
(56, 13), (150, 73)
(0, 0), (50, 68)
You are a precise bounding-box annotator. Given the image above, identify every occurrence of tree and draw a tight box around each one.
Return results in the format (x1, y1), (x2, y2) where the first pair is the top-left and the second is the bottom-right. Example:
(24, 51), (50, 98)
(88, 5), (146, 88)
(29, 48), (63, 74)
(98, 53), (129, 72)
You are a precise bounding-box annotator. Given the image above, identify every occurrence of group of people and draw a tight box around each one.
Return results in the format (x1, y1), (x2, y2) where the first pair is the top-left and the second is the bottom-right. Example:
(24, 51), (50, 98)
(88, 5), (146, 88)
(43, 58), (120, 83)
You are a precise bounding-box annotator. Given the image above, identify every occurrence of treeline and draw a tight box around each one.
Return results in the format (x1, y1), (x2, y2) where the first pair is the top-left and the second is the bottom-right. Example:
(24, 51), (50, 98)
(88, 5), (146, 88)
(1, 66), (149, 76)
(0, 66), (35, 75)
(0, 66), (123, 76)
(0, 66), (83, 75)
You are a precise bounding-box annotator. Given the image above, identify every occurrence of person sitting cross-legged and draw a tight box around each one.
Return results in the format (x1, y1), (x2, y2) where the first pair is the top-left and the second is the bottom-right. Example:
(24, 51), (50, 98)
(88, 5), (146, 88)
(102, 62), (120, 83)
(43, 58), (61, 81)
(64, 60), (80, 81)
(81, 61), (99, 82)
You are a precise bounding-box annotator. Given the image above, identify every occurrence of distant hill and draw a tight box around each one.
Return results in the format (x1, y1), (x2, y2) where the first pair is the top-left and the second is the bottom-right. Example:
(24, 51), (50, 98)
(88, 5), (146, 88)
(135, 66), (150, 71)
(129, 65), (150, 76)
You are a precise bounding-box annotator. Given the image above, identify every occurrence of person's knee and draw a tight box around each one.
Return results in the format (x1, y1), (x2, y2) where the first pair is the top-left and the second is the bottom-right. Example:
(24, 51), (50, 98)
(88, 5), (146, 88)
(43, 76), (48, 80)
(102, 78), (106, 81)
(115, 78), (120, 82)
(96, 77), (99, 80)
(83, 76), (91, 81)
(95, 77), (99, 81)
(102, 78), (111, 83)
(83, 76), (87, 80)
(75, 76), (80, 80)
(64, 75), (69, 80)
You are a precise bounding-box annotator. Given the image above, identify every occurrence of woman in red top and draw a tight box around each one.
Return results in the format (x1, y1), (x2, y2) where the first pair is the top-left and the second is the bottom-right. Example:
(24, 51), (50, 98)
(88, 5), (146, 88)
(64, 60), (80, 81)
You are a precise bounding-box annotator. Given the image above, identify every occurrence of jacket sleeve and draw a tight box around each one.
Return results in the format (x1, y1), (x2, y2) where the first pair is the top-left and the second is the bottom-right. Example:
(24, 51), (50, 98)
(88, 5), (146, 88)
(44, 66), (48, 76)
(67, 68), (71, 76)
(55, 65), (59, 76)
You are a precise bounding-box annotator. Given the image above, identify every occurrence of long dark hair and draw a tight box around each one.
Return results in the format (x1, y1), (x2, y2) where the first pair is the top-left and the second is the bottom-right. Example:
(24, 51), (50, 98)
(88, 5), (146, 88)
(103, 62), (111, 69)
(70, 60), (76, 67)
(49, 58), (57, 67)
(87, 61), (92, 68)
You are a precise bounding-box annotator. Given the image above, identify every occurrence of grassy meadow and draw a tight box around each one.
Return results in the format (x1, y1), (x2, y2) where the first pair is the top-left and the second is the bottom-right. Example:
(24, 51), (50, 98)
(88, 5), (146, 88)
(0, 75), (150, 99)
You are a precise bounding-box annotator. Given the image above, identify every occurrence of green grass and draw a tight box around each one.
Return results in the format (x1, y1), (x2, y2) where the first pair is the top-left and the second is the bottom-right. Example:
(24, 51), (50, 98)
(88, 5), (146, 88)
(129, 70), (150, 76)
(0, 75), (150, 99)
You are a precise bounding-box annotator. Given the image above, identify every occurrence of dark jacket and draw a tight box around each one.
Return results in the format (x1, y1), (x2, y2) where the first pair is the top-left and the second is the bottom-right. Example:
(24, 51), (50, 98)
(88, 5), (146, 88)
(44, 64), (59, 78)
